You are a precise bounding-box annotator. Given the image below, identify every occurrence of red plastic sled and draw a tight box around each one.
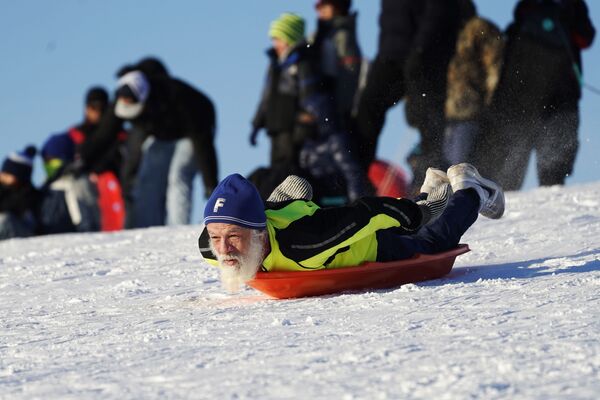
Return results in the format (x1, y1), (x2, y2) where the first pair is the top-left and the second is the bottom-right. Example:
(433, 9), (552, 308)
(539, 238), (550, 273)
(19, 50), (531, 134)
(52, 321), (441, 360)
(247, 244), (470, 299)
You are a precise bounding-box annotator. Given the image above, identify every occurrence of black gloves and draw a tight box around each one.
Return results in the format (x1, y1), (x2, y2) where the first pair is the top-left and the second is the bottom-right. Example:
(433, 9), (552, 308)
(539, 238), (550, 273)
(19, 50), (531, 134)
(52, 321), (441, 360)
(249, 127), (261, 146)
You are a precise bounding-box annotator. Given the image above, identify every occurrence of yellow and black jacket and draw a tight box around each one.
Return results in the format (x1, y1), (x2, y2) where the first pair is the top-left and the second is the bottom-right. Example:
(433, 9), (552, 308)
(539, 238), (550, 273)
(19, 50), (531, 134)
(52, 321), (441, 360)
(198, 197), (423, 272)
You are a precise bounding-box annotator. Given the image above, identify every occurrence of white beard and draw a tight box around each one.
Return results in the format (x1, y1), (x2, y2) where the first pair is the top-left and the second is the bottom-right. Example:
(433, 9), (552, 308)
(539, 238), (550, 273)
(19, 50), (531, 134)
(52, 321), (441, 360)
(210, 231), (266, 293)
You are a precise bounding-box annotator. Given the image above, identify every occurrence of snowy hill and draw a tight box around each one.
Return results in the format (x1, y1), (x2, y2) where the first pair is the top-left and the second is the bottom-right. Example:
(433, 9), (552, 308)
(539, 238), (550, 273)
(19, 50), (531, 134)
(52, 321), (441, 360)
(2, 182), (600, 399)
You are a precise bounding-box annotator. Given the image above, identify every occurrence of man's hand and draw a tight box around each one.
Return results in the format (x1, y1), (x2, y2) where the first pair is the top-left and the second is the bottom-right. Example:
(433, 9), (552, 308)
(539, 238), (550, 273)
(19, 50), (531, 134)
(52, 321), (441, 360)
(297, 112), (316, 124)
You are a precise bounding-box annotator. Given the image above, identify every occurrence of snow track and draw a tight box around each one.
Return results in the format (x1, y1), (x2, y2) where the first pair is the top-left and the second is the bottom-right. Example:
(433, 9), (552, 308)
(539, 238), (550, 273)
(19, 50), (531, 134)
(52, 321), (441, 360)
(2, 183), (600, 399)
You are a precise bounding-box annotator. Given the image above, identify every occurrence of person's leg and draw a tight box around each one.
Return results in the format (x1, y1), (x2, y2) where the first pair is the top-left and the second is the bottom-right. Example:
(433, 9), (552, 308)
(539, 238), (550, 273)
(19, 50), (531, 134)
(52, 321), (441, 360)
(328, 133), (372, 201)
(443, 121), (480, 165)
(405, 91), (447, 195)
(376, 189), (479, 261)
(270, 131), (295, 167)
(353, 58), (405, 170)
(494, 121), (535, 191)
(122, 127), (146, 228)
(131, 137), (175, 228)
(166, 138), (197, 225)
(536, 109), (579, 186)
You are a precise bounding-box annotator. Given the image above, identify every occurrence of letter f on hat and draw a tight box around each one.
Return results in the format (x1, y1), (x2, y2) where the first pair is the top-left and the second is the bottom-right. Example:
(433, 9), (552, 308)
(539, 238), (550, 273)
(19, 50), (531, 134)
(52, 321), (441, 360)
(213, 198), (226, 213)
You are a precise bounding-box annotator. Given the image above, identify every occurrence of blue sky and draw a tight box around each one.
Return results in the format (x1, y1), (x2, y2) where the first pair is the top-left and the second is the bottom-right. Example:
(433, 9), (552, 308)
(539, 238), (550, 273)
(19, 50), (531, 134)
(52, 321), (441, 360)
(1, 1), (598, 222)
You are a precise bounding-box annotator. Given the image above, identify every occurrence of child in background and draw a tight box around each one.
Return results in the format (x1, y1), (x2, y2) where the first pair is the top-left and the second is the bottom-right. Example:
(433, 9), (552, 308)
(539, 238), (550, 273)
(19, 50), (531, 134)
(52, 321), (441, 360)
(37, 133), (100, 234)
(0, 146), (39, 240)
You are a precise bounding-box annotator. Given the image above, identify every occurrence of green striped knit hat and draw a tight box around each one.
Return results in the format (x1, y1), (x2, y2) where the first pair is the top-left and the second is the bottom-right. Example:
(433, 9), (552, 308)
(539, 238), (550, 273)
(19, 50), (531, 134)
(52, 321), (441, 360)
(269, 13), (305, 45)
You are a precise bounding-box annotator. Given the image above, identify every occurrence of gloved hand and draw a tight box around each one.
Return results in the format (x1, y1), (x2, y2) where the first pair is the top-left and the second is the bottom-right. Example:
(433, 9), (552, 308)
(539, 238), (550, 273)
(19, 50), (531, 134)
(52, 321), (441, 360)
(267, 175), (313, 203)
(249, 127), (261, 146)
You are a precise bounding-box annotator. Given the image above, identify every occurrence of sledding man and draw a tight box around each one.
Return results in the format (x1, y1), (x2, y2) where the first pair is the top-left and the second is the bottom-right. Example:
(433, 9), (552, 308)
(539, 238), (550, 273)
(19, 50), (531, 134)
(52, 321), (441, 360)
(198, 164), (504, 292)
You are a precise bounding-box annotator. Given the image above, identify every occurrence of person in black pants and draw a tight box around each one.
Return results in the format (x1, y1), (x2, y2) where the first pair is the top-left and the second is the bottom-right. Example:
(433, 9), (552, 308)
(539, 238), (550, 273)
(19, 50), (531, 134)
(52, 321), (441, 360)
(353, 0), (468, 193)
(480, 0), (595, 190)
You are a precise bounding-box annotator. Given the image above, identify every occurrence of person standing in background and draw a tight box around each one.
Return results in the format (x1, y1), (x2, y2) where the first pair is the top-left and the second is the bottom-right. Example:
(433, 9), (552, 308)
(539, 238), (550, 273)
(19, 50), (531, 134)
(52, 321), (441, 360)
(37, 133), (100, 234)
(402, 0), (467, 194)
(63, 87), (126, 231)
(444, 3), (504, 166)
(481, 0), (595, 190)
(310, 0), (362, 132)
(249, 13), (320, 169)
(78, 58), (218, 227)
(353, 0), (463, 195)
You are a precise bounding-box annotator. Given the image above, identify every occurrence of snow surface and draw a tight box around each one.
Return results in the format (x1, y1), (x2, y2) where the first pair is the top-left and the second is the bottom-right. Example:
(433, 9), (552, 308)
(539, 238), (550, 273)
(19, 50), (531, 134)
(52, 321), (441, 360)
(2, 183), (600, 399)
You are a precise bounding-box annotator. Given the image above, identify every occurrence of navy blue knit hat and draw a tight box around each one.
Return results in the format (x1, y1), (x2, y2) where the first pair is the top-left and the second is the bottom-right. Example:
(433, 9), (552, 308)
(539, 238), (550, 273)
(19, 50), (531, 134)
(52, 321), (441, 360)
(1, 145), (37, 183)
(41, 133), (75, 162)
(204, 174), (266, 229)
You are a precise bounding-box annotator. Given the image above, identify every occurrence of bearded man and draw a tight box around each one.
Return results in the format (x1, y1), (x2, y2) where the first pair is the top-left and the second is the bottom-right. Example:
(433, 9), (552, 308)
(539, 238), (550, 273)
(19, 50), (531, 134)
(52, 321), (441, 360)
(198, 163), (504, 292)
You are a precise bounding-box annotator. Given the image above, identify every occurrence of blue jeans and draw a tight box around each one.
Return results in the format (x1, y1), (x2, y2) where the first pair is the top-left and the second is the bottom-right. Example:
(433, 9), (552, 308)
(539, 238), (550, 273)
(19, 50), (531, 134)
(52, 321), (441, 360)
(166, 138), (196, 225)
(443, 121), (479, 165)
(376, 189), (479, 261)
(131, 137), (175, 228)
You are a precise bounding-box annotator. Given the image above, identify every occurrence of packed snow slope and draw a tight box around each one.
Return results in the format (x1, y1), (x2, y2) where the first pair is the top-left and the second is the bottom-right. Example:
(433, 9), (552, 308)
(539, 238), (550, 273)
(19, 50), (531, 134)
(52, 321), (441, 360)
(2, 182), (600, 400)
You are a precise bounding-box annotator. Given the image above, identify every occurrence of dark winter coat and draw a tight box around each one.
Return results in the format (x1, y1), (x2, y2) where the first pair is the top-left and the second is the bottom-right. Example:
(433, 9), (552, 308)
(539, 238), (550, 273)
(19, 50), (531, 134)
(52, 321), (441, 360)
(252, 42), (322, 136)
(378, 0), (464, 129)
(80, 76), (218, 194)
(0, 183), (39, 217)
(310, 13), (362, 124)
(0, 182), (38, 239)
(494, 0), (595, 115)
(377, 0), (462, 63)
(69, 123), (124, 177)
(445, 17), (505, 121)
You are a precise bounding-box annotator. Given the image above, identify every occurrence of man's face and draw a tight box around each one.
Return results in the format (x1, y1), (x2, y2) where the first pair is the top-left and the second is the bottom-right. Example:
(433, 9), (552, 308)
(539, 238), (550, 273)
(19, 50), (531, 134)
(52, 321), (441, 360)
(0, 172), (18, 187)
(271, 37), (291, 58)
(85, 104), (104, 125)
(316, 3), (335, 20)
(207, 223), (255, 267)
(207, 223), (267, 292)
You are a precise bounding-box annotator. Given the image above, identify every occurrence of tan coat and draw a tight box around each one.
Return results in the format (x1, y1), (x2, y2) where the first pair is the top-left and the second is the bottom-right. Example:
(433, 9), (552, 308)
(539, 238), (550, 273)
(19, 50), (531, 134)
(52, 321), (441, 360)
(445, 17), (504, 121)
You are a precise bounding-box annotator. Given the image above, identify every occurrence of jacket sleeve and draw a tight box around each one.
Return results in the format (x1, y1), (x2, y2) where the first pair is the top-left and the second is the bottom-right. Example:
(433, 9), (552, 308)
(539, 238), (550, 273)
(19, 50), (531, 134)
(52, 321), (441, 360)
(251, 66), (272, 130)
(297, 52), (322, 113)
(411, 0), (453, 54)
(188, 98), (218, 196)
(297, 52), (338, 134)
